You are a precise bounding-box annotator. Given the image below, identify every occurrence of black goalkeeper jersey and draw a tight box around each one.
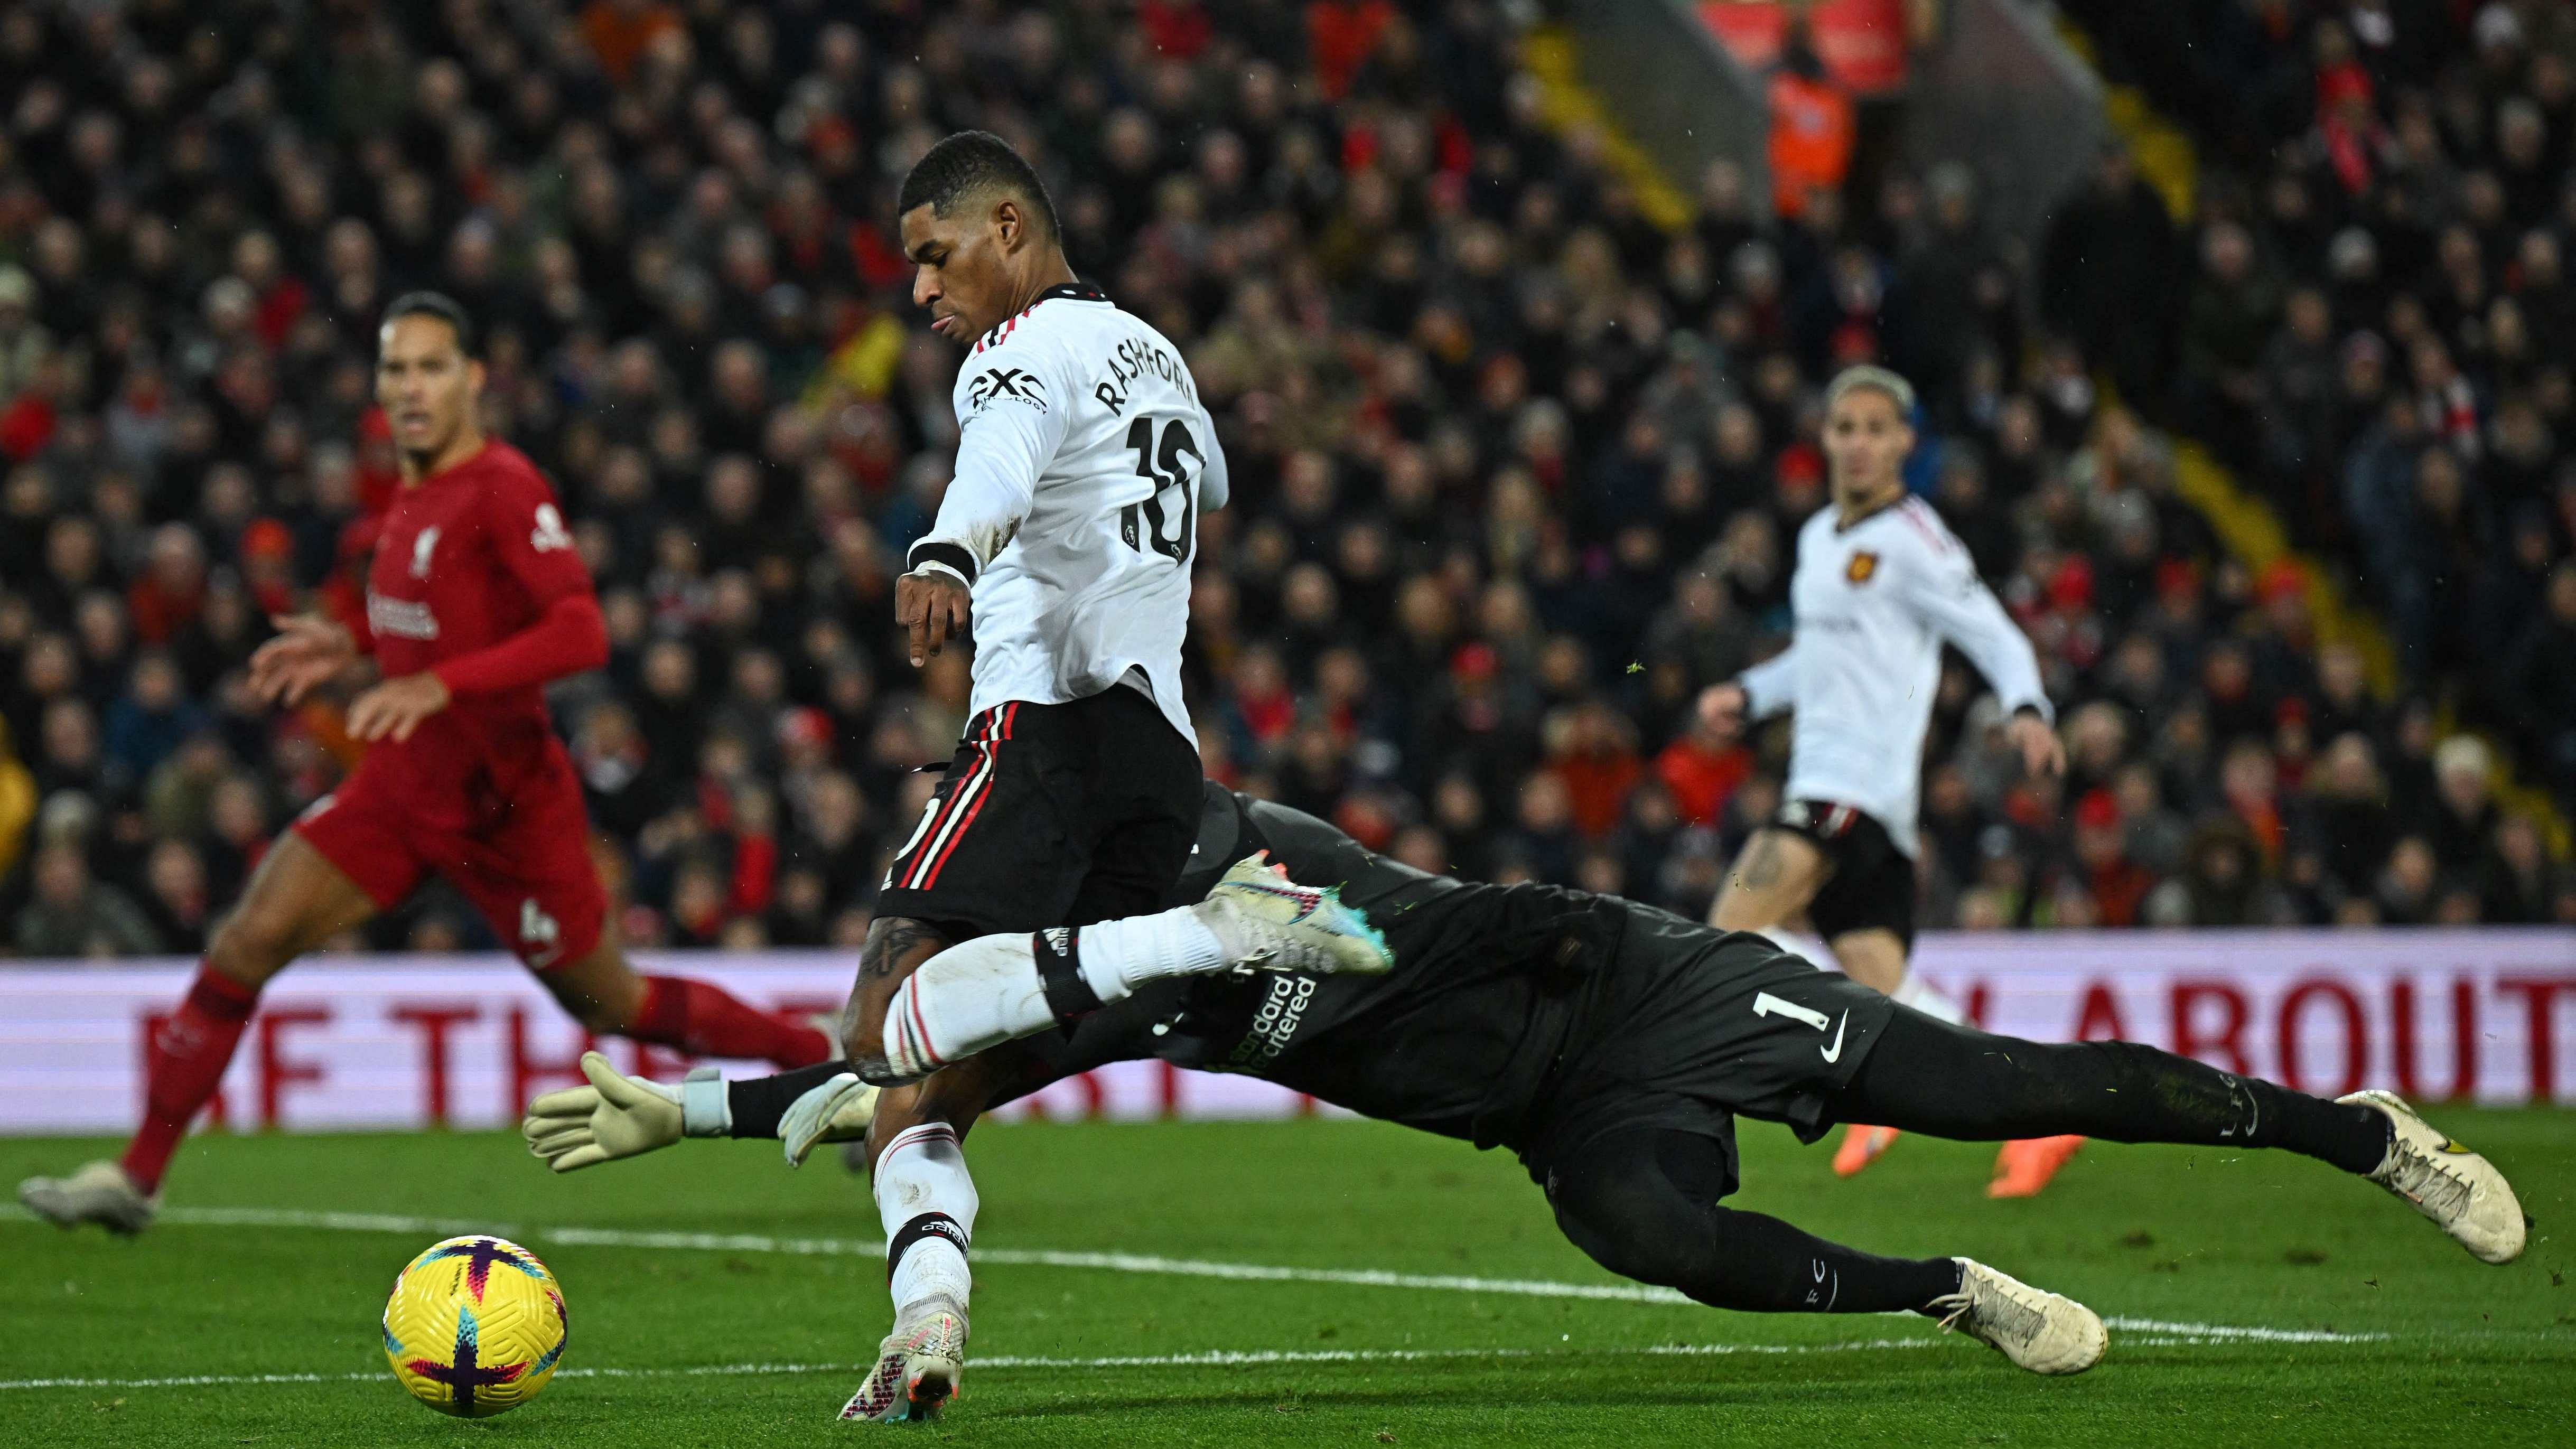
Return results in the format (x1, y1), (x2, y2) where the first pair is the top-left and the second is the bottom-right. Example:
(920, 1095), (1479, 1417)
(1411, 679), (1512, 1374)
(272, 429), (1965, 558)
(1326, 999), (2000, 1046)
(733, 783), (1891, 1165)
(1015, 784), (1636, 1150)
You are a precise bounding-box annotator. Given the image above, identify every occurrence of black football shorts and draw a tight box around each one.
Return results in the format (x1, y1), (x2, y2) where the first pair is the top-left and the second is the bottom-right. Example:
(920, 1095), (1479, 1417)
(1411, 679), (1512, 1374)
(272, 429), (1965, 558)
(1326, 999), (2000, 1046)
(874, 685), (1201, 937)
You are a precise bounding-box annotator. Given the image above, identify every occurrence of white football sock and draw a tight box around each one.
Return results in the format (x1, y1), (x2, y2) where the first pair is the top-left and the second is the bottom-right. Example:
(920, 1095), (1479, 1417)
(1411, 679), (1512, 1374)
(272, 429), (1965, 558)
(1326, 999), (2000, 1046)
(1890, 969), (1967, 1025)
(875, 1122), (977, 1321)
(1073, 906), (1226, 994)
(879, 909), (1228, 1080)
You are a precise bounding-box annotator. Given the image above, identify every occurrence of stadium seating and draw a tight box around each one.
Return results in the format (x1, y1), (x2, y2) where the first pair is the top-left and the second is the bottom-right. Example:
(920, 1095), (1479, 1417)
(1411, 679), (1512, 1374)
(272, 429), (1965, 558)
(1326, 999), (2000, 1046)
(1, 0), (2568, 960)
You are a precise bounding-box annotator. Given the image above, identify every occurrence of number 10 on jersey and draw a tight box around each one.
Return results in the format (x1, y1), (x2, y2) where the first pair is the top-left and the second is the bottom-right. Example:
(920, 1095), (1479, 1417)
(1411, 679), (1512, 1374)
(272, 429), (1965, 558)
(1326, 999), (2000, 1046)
(1120, 416), (1201, 565)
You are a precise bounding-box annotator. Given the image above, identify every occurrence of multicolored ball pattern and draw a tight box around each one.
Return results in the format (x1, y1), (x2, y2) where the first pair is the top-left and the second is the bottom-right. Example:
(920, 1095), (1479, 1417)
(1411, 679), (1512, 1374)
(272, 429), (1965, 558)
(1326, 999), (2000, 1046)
(382, 1235), (568, 1418)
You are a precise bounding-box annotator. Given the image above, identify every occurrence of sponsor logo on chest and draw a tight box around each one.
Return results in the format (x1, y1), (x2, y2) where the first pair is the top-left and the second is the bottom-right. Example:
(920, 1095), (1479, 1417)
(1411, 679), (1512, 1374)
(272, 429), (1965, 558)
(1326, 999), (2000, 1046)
(367, 592), (440, 640)
(966, 366), (1048, 413)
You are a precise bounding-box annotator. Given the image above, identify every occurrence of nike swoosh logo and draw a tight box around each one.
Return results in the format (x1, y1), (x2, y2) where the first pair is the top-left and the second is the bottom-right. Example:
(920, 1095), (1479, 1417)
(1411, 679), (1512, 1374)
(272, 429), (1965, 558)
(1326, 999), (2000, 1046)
(1819, 1012), (1847, 1064)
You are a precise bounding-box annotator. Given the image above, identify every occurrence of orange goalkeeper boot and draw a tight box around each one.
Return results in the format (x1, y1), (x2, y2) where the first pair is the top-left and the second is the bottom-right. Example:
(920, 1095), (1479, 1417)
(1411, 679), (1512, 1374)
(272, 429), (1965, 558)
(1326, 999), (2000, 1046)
(1988, 1135), (2085, 1198)
(1831, 1124), (1901, 1177)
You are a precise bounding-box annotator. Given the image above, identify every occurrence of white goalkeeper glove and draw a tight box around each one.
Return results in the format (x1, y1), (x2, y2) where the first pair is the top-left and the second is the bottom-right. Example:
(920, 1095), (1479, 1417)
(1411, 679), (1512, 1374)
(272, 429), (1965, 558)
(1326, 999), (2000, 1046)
(521, 1051), (730, 1173)
(779, 1072), (881, 1169)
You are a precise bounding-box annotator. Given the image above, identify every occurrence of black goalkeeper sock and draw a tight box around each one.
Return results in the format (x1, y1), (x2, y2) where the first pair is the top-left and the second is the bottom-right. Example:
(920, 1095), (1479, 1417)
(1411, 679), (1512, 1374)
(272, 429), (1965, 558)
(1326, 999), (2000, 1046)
(1680, 1206), (1965, 1315)
(726, 1060), (855, 1139)
(1837, 1013), (2395, 1175)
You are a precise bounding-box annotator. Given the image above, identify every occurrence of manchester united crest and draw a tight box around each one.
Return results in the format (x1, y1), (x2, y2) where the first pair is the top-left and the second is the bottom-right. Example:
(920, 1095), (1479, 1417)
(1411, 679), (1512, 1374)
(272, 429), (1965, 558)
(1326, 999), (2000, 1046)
(1846, 550), (1879, 584)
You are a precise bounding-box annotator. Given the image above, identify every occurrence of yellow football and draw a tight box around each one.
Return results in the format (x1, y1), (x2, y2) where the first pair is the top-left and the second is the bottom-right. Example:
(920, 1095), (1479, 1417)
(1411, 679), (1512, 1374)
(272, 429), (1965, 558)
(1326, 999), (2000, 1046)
(382, 1235), (568, 1418)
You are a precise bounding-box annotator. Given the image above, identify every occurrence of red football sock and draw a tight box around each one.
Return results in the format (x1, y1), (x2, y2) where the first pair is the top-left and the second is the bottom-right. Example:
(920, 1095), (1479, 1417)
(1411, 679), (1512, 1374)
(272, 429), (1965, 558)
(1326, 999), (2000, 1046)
(631, 975), (833, 1068)
(120, 967), (262, 1194)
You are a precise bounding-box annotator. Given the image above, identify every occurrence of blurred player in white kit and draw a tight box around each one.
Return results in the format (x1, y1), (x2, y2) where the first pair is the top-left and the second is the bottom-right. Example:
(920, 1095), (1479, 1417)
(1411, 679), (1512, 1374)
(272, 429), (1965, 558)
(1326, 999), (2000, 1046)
(1697, 366), (2079, 1195)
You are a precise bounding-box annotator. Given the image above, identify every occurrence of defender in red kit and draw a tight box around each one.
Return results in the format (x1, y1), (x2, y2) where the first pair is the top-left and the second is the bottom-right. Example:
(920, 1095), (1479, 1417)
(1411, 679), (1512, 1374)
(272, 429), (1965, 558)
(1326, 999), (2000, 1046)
(20, 294), (831, 1235)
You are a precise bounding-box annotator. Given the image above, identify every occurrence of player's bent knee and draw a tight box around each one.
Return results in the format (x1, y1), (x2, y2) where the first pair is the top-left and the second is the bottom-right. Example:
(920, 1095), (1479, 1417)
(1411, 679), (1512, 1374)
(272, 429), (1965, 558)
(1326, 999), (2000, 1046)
(1707, 892), (1765, 931)
(1548, 1171), (1713, 1291)
(838, 983), (896, 1070)
(203, 908), (300, 983)
(842, 915), (948, 1069)
(841, 1015), (886, 1071)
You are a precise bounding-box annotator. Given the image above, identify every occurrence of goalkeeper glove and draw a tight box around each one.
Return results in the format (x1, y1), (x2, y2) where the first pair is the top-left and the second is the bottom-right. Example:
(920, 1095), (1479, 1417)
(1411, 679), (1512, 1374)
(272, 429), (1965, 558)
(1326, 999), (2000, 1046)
(780, 1072), (881, 1168)
(521, 1051), (729, 1172)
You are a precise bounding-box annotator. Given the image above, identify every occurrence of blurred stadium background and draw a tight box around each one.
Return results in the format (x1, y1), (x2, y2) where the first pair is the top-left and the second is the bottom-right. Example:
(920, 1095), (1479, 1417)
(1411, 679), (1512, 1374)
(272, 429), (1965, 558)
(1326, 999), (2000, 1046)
(0, 0), (2571, 1129)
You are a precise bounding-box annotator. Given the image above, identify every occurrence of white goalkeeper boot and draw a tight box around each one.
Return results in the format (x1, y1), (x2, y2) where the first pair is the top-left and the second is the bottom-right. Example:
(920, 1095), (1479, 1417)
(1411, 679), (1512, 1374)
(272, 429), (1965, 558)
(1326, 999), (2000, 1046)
(1932, 1259), (2106, 1375)
(1192, 855), (1393, 976)
(18, 1160), (158, 1236)
(2339, 1089), (2526, 1264)
(840, 1295), (968, 1423)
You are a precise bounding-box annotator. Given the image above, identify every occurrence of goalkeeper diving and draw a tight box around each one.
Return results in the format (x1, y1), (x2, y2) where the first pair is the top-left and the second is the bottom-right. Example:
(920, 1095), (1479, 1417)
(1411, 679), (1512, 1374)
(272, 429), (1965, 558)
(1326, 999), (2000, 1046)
(526, 783), (2527, 1419)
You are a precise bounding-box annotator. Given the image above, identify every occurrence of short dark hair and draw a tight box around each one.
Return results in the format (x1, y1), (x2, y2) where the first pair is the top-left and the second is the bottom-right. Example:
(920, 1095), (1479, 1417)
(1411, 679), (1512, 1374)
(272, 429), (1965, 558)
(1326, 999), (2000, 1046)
(381, 291), (477, 357)
(897, 130), (1060, 243)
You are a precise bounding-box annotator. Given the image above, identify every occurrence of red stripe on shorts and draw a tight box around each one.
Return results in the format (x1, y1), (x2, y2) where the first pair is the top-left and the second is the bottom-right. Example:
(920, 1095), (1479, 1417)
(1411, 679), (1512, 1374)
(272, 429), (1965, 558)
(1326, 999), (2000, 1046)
(899, 710), (996, 890)
(917, 739), (1002, 890)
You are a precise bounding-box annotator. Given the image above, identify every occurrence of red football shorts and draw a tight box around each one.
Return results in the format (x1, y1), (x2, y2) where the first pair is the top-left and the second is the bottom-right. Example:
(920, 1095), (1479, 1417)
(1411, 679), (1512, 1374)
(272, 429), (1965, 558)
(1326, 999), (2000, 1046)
(294, 748), (606, 970)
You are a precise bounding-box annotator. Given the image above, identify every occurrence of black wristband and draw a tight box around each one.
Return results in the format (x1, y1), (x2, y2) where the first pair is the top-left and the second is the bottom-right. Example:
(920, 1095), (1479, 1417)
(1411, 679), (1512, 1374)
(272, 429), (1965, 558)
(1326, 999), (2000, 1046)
(907, 540), (978, 586)
(886, 1211), (970, 1282)
(725, 1061), (854, 1139)
(1032, 927), (1104, 1023)
(2011, 704), (2046, 722)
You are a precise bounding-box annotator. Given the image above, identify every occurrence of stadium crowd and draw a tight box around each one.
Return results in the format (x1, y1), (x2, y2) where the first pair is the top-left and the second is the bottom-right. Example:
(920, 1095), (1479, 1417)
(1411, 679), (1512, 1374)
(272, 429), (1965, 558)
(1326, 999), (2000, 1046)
(0, 0), (2570, 961)
(2054, 0), (2576, 837)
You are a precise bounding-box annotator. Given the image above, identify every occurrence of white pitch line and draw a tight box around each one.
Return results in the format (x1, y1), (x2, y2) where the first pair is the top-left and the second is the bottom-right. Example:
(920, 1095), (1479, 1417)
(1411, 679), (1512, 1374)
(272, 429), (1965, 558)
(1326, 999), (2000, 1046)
(2102, 1316), (2386, 1345)
(970, 1246), (1697, 1304)
(0, 1202), (2390, 1343)
(0, 1341), (1958, 1393)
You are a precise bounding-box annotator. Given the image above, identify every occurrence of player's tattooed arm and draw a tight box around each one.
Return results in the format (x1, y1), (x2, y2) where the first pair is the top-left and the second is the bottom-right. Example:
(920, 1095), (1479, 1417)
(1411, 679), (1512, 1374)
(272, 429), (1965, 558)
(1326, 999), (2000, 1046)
(858, 915), (945, 982)
(842, 914), (954, 1081)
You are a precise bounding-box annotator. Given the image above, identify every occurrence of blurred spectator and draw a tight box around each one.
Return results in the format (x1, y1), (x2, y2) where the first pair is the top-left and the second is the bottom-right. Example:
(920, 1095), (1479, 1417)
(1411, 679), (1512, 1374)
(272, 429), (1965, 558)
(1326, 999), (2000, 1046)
(2498, 563), (2576, 810)
(2145, 815), (2290, 927)
(14, 843), (161, 958)
(0, 717), (33, 884)
(2070, 788), (2156, 927)
(1766, 21), (1856, 220)
(2040, 146), (2179, 406)
(2428, 736), (2503, 879)
(0, 0), (2562, 959)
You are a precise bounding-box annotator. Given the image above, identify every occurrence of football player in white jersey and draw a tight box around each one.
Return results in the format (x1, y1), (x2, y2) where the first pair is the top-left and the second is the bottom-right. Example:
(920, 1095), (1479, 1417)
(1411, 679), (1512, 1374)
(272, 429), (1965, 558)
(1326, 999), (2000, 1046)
(1696, 366), (2077, 1194)
(824, 132), (1387, 1423)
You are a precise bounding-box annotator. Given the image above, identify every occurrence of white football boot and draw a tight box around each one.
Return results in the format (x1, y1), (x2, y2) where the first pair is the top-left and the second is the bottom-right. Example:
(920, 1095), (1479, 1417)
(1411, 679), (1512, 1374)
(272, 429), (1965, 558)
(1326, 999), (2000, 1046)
(1931, 1259), (2106, 1375)
(2339, 1089), (2526, 1264)
(840, 1296), (968, 1422)
(1191, 854), (1394, 976)
(18, 1161), (158, 1236)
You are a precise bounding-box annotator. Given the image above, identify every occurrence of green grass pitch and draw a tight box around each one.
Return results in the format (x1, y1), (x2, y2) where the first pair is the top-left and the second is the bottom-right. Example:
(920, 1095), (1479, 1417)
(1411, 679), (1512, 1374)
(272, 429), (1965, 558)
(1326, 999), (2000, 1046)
(3, 1111), (2571, 1446)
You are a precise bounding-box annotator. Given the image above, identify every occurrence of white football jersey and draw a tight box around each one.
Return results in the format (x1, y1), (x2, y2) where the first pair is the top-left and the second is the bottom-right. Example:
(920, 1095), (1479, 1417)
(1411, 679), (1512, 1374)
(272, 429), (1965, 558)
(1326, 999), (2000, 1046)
(909, 283), (1228, 746)
(1738, 494), (2050, 857)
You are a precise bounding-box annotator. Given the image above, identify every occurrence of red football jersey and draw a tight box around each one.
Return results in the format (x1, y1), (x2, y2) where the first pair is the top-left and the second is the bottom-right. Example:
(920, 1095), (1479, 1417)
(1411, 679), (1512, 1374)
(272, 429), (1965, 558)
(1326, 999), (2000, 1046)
(358, 440), (593, 826)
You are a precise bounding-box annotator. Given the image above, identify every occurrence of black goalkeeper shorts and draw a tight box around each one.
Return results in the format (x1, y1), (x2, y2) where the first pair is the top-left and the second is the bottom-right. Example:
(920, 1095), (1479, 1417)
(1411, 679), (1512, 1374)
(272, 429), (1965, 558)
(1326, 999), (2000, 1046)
(1516, 920), (1898, 1197)
(874, 685), (1201, 937)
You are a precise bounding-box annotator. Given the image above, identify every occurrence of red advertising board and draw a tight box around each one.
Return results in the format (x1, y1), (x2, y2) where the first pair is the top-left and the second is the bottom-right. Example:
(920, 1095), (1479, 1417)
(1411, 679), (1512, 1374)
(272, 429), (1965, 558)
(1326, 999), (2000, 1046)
(1, 932), (2569, 1133)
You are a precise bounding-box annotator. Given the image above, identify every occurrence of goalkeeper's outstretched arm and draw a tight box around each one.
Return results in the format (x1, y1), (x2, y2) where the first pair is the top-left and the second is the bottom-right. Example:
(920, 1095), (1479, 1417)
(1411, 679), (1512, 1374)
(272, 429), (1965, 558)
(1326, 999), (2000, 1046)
(521, 1052), (869, 1172)
(521, 1048), (1034, 1173)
